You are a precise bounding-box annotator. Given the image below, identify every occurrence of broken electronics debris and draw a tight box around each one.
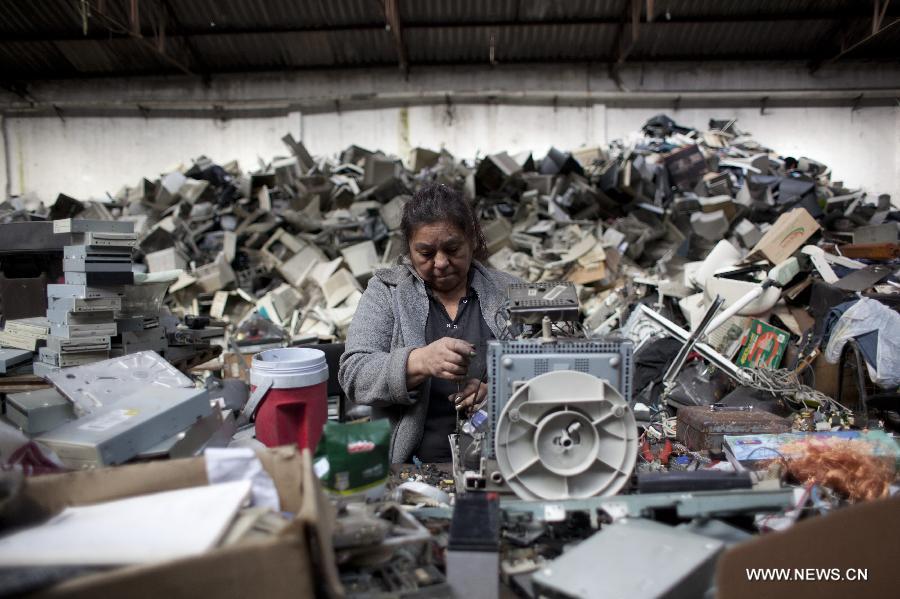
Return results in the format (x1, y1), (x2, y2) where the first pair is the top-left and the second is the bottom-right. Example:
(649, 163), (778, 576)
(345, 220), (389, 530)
(0, 113), (897, 598)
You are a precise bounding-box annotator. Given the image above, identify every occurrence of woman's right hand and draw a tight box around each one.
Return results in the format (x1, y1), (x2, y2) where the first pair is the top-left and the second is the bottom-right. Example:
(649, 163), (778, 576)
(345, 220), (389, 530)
(406, 338), (475, 388)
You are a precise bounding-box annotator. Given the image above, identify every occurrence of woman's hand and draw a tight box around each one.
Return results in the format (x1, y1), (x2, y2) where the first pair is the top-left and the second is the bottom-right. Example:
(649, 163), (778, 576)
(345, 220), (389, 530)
(406, 337), (475, 389)
(450, 378), (488, 416)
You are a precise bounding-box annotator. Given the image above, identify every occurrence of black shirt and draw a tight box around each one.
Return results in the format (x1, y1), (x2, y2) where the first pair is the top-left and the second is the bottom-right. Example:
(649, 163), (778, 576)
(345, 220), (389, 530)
(414, 282), (494, 463)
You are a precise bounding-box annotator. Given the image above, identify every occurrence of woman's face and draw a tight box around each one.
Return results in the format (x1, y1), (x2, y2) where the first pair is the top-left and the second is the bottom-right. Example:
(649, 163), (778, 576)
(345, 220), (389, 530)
(408, 221), (474, 293)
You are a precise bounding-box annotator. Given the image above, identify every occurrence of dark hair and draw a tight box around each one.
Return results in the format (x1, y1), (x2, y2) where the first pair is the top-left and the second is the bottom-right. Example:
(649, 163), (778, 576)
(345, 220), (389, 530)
(400, 183), (488, 260)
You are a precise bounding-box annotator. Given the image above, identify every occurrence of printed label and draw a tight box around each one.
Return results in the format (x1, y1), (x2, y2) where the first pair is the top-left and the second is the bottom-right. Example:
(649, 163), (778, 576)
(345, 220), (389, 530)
(347, 440), (375, 454)
(544, 285), (566, 301)
(78, 408), (138, 431)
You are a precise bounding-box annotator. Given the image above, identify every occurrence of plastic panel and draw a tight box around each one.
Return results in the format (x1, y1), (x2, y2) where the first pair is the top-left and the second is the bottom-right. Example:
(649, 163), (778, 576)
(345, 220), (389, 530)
(486, 339), (633, 460)
(494, 370), (638, 500)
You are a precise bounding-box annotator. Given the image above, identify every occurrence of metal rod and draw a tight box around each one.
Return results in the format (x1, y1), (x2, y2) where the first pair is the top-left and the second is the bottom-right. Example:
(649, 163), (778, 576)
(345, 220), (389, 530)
(637, 304), (750, 384)
(661, 295), (724, 391)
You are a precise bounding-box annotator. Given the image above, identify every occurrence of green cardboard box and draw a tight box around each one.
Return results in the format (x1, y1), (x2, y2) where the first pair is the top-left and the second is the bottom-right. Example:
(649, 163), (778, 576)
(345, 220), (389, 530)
(736, 319), (789, 369)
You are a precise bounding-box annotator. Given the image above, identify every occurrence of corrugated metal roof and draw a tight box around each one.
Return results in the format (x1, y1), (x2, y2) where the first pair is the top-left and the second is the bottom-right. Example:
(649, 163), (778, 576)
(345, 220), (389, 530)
(170, 0), (385, 31)
(407, 23), (619, 64)
(655, 0), (858, 19)
(0, 41), (74, 79)
(53, 38), (169, 74)
(0, 0), (895, 79)
(1, 0), (87, 37)
(633, 20), (839, 60)
(515, 0), (623, 21)
(401, 0), (625, 24)
(189, 29), (395, 70)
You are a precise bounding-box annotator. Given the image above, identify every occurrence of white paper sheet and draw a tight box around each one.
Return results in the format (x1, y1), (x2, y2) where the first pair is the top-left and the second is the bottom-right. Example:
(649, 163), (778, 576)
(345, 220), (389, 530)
(204, 447), (280, 510)
(0, 479), (251, 566)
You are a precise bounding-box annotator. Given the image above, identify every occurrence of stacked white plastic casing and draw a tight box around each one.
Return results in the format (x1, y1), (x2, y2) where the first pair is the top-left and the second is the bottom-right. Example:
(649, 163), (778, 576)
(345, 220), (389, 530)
(38, 226), (137, 370)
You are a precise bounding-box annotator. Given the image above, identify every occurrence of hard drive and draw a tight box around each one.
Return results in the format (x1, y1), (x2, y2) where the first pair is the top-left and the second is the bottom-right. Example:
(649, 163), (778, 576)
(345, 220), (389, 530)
(119, 328), (168, 354)
(46, 335), (111, 353)
(36, 387), (212, 467)
(115, 316), (159, 332)
(38, 347), (110, 368)
(63, 258), (134, 273)
(70, 231), (138, 248)
(63, 245), (133, 260)
(0, 348), (33, 373)
(53, 219), (134, 234)
(64, 271), (135, 286)
(45, 308), (116, 325)
(5, 388), (75, 434)
(49, 321), (118, 339)
(46, 350), (194, 415)
(47, 284), (125, 300)
(48, 295), (122, 313)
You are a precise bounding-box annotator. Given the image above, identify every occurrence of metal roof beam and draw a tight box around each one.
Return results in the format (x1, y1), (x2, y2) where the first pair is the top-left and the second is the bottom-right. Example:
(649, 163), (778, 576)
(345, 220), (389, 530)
(157, 0), (208, 76)
(810, 0), (898, 72)
(384, 0), (408, 75)
(608, 0), (642, 89)
(5, 11), (899, 43)
(85, 0), (195, 76)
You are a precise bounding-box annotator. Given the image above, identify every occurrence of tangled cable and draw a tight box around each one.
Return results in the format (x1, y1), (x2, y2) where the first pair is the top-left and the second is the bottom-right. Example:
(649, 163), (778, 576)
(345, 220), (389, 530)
(643, 405), (678, 441)
(739, 367), (853, 415)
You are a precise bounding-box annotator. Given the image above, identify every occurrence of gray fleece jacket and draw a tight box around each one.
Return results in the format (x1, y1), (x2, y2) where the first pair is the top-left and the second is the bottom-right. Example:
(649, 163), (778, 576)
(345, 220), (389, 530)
(338, 259), (520, 463)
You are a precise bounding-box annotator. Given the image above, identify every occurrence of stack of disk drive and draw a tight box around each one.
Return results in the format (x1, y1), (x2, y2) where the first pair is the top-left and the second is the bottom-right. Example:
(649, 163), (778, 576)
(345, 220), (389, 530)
(112, 271), (175, 357)
(38, 219), (136, 369)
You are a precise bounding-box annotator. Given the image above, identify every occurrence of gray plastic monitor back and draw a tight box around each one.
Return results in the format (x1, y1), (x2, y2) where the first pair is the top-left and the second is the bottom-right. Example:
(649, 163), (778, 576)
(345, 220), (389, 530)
(485, 338), (632, 459)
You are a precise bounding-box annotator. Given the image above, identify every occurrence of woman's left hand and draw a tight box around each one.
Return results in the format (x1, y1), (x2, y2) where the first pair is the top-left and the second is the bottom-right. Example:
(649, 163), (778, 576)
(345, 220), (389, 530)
(449, 378), (488, 416)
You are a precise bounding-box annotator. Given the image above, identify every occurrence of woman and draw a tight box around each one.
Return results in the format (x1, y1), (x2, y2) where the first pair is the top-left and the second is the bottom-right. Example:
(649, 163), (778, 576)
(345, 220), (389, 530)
(339, 183), (520, 463)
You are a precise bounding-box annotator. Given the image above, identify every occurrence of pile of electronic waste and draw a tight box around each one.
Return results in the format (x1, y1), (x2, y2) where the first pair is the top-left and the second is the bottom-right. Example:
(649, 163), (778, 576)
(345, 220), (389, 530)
(0, 113), (898, 598)
(378, 280), (898, 598)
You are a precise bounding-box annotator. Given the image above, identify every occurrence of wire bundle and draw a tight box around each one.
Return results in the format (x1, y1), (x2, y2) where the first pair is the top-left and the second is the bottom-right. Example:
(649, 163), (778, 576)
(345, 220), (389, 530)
(739, 367), (852, 415)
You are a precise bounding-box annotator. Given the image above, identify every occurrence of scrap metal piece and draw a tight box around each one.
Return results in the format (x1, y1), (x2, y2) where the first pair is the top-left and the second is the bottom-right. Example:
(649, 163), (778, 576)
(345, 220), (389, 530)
(506, 282), (579, 325)
(5, 388), (75, 434)
(0, 348), (33, 373)
(532, 519), (723, 599)
(501, 487), (794, 520)
(44, 350), (194, 415)
(661, 295), (724, 399)
(636, 305), (750, 384)
(35, 386), (211, 468)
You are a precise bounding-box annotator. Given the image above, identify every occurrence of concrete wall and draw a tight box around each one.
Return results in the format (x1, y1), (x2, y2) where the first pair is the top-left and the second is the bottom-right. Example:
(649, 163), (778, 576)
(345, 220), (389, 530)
(1, 113), (299, 202)
(2, 103), (896, 204)
(2, 62), (898, 204)
(301, 104), (607, 163)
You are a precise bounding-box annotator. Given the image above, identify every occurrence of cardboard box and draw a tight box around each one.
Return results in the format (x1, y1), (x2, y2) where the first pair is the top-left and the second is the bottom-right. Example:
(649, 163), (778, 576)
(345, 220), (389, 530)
(21, 447), (341, 599)
(716, 495), (898, 599)
(736, 319), (790, 369)
(747, 208), (820, 264)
